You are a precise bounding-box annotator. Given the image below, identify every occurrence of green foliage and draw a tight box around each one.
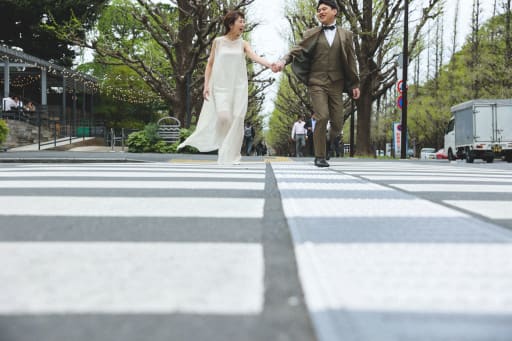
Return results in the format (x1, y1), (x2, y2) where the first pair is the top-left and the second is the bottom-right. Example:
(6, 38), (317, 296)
(126, 124), (198, 153)
(126, 130), (150, 153)
(407, 13), (512, 150)
(0, 120), (9, 145)
(267, 76), (297, 156)
(144, 123), (160, 145)
(0, 0), (107, 66)
(48, 0), (266, 128)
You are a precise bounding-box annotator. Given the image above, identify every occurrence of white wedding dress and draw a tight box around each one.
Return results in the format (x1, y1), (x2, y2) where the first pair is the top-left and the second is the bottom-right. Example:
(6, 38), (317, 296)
(178, 36), (248, 164)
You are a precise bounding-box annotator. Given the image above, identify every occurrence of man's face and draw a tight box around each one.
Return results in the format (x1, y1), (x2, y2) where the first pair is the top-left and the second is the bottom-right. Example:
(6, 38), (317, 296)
(317, 4), (337, 25)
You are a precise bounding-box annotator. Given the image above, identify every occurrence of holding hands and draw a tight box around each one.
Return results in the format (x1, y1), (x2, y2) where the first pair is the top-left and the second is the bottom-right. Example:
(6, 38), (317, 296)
(270, 60), (285, 73)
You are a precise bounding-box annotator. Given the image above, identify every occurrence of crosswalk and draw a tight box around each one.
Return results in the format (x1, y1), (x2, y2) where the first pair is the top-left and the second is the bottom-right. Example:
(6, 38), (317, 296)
(272, 160), (512, 341)
(2, 159), (512, 341)
(334, 161), (512, 227)
(0, 162), (309, 341)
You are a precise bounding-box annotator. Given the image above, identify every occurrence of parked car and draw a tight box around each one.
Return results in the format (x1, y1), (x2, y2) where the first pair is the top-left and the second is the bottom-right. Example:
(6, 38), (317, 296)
(420, 147), (436, 159)
(435, 148), (448, 159)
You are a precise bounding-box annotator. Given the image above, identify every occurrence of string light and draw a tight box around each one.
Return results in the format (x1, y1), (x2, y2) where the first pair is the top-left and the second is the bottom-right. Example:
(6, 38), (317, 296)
(1, 47), (168, 105)
(0, 74), (40, 88)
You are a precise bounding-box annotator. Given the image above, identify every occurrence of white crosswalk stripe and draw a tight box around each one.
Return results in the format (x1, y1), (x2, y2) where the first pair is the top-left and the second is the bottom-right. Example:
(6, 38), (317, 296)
(272, 161), (512, 341)
(0, 162), (266, 316)
(333, 161), (512, 222)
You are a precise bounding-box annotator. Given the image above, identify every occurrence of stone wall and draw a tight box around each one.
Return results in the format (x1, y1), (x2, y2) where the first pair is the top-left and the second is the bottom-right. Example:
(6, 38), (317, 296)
(4, 119), (53, 148)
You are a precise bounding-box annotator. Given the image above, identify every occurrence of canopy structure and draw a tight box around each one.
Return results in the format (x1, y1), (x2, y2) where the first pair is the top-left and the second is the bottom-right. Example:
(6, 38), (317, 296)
(0, 44), (98, 133)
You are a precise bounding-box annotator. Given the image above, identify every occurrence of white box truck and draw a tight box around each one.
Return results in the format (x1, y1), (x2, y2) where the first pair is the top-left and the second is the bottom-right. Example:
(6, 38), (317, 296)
(444, 99), (512, 163)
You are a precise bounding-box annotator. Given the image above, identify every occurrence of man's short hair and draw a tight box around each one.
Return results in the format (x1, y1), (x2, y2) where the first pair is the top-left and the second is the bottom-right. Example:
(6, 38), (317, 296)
(317, 0), (338, 10)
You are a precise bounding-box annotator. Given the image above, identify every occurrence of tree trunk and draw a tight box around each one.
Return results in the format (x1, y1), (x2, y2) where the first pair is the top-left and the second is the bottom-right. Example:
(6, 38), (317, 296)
(355, 59), (374, 155)
(354, 0), (374, 156)
(355, 93), (373, 156)
(506, 0), (512, 67)
(173, 78), (187, 125)
(470, 0), (481, 98)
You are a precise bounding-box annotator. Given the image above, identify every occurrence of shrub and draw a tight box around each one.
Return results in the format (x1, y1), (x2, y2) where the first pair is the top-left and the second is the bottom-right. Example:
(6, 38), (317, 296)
(126, 130), (150, 153)
(0, 120), (8, 145)
(144, 123), (160, 145)
(126, 124), (199, 153)
(174, 127), (199, 154)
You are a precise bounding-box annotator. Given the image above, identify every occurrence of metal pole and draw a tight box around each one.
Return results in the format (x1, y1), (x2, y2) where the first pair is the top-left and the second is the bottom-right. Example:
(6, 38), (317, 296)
(38, 108), (41, 150)
(40, 66), (48, 129)
(350, 100), (355, 157)
(121, 128), (125, 152)
(111, 128), (115, 152)
(400, 0), (409, 159)
(186, 72), (191, 128)
(62, 76), (66, 133)
(90, 92), (94, 137)
(3, 60), (9, 98)
(83, 83), (86, 141)
(73, 80), (77, 140)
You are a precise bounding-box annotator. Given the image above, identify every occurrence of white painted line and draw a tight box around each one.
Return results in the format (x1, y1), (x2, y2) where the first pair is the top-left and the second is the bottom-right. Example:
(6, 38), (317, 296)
(347, 172), (512, 179)
(0, 171), (265, 179)
(0, 242), (263, 314)
(277, 182), (393, 191)
(444, 201), (512, 220)
(276, 174), (355, 180)
(282, 198), (467, 218)
(357, 176), (512, 183)
(391, 184), (512, 192)
(295, 243), (512, 314)
(0, 197), (264, 218)
(0, 180), (264, 190)
(0, 166), (265, 174)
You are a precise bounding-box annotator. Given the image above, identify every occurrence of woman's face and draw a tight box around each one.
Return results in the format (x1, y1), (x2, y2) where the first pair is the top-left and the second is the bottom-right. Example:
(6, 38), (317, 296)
(317, 4), (337, 25)
(230, 16), (245, 35)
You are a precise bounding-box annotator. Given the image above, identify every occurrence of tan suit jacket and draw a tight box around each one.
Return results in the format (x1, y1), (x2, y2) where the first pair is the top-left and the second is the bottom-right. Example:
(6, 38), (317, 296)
(284, 26), (360, 93)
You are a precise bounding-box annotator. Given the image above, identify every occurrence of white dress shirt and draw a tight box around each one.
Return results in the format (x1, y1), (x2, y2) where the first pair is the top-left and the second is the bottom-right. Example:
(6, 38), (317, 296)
(2, 97), (17, 111)
(323, 22), (336, 47)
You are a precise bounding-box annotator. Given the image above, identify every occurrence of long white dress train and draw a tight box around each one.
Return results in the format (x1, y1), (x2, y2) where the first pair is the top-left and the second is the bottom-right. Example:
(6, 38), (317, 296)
(178, 36), (248, 164)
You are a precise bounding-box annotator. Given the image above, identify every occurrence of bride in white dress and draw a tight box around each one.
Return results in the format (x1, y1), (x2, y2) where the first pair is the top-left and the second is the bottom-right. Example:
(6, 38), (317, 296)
(178, 10), (273, 165)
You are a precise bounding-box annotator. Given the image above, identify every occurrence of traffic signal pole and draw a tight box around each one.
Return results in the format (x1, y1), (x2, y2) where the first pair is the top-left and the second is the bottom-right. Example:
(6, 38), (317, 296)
(400, 0), (409, 159)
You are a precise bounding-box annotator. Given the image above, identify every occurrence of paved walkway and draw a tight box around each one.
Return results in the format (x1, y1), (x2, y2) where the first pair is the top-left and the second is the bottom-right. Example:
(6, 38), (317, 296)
(0, 153), (511, 340)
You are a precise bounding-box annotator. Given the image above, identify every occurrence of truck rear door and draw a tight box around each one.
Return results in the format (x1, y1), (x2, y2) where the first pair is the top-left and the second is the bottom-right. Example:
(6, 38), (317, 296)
(496, 104), (512, 142)
(474, 104), (494, 143)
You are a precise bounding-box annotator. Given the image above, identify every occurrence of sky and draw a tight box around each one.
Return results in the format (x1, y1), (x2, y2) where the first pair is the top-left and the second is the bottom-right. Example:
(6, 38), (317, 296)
(247, 0), (498, 115)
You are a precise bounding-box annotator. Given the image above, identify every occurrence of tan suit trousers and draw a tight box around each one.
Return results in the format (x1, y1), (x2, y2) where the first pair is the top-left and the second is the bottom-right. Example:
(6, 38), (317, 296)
(309, 78), (344, 158)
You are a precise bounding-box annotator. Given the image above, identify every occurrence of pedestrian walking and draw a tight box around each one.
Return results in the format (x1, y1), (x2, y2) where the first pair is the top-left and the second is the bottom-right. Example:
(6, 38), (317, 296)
(178, 10), (273, 165)
(243, 121), (255, 156)
(291, 114), (307, 157)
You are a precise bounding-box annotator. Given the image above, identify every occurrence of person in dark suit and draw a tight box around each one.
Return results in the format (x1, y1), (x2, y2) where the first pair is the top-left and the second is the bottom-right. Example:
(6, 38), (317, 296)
(303, 113), (317, 156)
(273, 0), (360, 167)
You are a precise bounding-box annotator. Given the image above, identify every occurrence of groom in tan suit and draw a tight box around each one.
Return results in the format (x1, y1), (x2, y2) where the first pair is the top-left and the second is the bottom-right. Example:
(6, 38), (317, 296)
(273, 0), (360, 167)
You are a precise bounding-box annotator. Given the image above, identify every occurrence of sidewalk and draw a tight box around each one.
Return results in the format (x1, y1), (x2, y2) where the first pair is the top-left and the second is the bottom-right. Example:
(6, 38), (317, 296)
(0, 148), (288, 163)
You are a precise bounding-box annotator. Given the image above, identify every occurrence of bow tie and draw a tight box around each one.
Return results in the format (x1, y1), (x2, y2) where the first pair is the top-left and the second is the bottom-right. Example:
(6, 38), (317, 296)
(322, 25), (336, 31)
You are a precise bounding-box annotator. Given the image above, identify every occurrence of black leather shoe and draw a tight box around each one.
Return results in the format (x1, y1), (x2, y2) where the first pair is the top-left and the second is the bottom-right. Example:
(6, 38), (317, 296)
(314, 158), (330, 167)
